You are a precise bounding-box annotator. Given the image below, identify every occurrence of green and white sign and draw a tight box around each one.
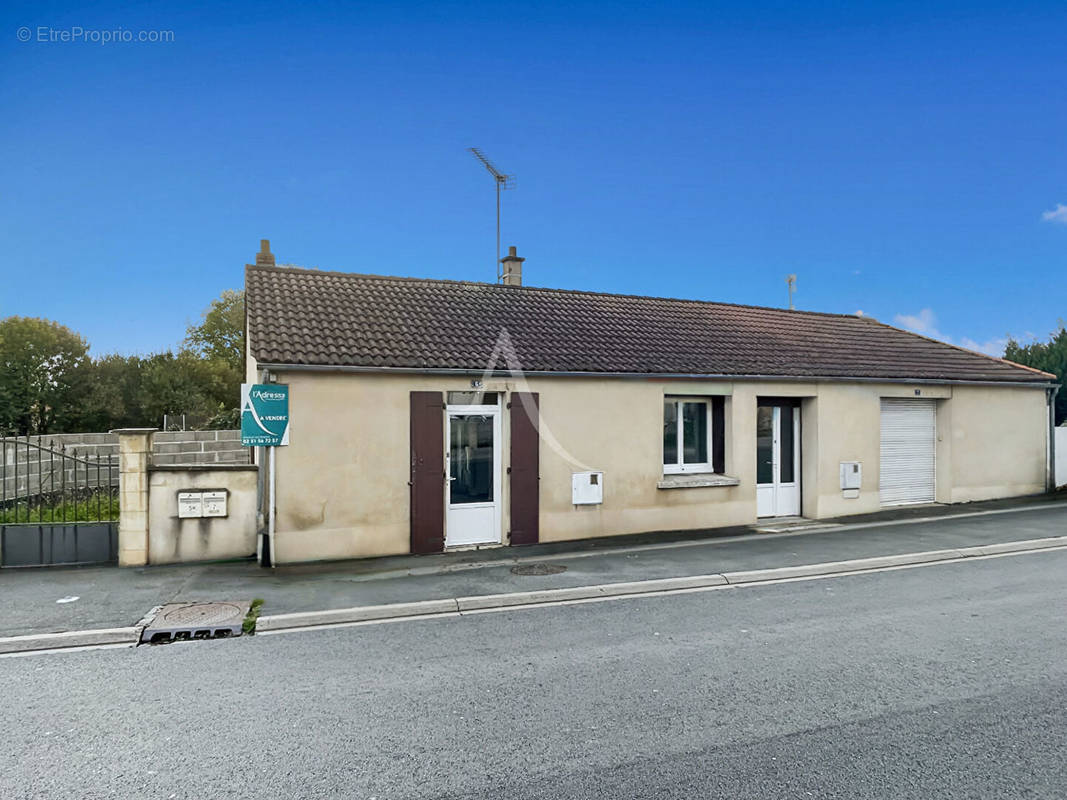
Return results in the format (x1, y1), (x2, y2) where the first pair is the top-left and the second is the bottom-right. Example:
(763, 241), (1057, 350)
(241, 383), (290, 446)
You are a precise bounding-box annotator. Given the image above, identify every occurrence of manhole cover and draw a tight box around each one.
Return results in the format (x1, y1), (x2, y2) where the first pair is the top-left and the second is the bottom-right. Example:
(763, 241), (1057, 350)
(160, 602), (246, 626)
(141, 601), (250, 644)
(511, 563), (567, 576)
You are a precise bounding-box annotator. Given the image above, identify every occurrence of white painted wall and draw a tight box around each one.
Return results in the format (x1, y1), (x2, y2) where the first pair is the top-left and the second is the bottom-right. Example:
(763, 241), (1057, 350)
(147, 466), (258, 564)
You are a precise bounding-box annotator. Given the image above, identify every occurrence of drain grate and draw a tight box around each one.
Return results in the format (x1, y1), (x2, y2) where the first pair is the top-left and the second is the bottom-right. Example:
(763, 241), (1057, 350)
(511, 563), (567, 576)
(140, 601), (250, 644)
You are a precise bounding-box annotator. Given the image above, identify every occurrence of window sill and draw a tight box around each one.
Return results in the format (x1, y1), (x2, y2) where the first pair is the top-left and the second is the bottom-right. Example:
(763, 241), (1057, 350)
(657, 473), (740, 490)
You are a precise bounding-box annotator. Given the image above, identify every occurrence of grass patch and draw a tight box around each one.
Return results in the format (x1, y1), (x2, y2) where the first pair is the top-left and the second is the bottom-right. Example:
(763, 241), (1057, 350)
(243, 598), (265, 635)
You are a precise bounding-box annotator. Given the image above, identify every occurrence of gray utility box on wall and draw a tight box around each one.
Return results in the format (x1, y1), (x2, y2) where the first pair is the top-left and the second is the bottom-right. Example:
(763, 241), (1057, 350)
(572, 472), (604, 505)
(839, 461), (862, 499)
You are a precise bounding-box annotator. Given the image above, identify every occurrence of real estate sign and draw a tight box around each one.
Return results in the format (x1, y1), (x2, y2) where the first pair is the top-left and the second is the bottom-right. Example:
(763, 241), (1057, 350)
(241, 383), (290, 446)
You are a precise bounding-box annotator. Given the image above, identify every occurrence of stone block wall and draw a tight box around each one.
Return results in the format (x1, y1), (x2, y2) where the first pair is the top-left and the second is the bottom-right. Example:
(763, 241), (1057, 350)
(151, 430), (249, 466)
(1, 431), (249, 501)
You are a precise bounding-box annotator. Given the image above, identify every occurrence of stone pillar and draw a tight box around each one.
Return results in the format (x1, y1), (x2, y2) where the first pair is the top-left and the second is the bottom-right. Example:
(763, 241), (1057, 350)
(112, 428), (156, 567)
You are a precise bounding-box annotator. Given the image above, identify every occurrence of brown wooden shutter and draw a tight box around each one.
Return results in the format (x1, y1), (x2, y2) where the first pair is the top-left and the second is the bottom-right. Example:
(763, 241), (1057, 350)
(410, 391), (445, 554)
(509, 392), (540, 546)
(712, 396), (725, 474)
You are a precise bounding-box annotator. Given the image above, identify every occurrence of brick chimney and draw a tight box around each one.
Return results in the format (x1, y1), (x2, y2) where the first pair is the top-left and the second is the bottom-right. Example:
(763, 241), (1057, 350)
(500, 245), (524, 286)
(255, 239), (276, 267)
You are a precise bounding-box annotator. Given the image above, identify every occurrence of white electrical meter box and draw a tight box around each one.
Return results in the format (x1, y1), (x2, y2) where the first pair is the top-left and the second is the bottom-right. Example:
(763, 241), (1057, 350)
(177, 491), (203, 519)
(202, 491), (228, 518)
(840, 461), (862, 490)
(572, 472), (604, 505)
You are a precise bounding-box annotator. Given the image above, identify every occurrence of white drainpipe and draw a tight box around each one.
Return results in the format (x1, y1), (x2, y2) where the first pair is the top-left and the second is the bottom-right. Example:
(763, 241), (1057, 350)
(1050, 385), (1061, 493)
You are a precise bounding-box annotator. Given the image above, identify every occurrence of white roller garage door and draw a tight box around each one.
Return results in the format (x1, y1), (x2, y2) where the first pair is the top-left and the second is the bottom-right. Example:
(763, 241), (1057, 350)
(879, 399), (936, 506)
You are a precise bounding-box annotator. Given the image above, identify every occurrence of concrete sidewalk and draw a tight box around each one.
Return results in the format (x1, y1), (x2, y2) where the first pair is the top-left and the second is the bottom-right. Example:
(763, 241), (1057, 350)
(2, 497), (1065, 639)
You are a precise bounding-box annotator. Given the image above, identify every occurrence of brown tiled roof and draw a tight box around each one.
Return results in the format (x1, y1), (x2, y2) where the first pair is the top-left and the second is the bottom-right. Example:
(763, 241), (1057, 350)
(245, 265), (1053, 384)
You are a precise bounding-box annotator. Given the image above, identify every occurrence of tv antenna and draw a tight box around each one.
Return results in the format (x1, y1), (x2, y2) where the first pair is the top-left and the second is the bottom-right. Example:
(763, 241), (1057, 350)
(469, 147), (514, 282)
(786, 274), (797, 310)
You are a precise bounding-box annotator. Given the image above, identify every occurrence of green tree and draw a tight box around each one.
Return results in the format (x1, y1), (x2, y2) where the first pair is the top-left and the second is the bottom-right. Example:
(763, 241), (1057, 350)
(76, 354), (147, 431)
(0, 317), (90, 435)
(136, 350), (241, 428)
(184, 289), (245, 373)
(0, 290), (246, 435)
(1004, 323), (1067, 425)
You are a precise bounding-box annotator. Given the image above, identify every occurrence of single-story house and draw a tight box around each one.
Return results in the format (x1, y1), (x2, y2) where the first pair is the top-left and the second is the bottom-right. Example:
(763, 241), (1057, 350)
(244, 242), (1058, 564)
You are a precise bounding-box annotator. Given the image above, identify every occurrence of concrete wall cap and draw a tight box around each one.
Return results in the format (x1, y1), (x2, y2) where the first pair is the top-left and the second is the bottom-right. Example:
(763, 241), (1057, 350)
(148, 464), (257, 472)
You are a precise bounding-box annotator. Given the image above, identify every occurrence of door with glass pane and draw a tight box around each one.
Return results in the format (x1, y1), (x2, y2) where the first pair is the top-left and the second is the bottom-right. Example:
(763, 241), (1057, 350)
(445, 405), (502, 546)
(756, 403), (801, 517)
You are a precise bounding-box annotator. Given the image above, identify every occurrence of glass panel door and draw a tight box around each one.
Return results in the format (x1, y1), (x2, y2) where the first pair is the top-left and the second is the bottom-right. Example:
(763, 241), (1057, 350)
(756, 402), (801, 518)
(779, 406), (795, 484)
(445, 407), (502, 547)
(756, 406), (775, 485)
(448, 414), (495, 505)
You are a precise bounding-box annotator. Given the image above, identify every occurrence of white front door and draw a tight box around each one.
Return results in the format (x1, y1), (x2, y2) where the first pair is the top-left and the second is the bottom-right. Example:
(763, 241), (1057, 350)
(756, 404), (801, 518)
(445, 405), (502, 547)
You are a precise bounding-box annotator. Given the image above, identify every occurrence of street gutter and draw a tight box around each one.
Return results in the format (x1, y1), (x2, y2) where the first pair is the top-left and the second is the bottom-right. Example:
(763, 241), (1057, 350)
(270, 498), (1067, 586)
(4, 530), (1065, 656)
(254, 535), (1067, 634)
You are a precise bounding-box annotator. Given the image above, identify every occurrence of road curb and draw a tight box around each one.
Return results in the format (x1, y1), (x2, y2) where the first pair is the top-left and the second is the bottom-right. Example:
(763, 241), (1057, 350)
(967, 536), (1067, 556)
(290, 499), (1067, 586)
(9, 534), (1067, 650)
(455, 574), (730, 612)
(255, 598), (461, 632)
(720, 548), (966, 584)
(255, 535), (1067, 633)
(0, 626), (140, 655)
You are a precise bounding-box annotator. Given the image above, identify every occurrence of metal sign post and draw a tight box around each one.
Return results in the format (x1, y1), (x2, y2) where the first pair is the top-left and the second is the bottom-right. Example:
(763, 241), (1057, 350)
(241, 383), (290, 567)
(268, 445), (277, 567)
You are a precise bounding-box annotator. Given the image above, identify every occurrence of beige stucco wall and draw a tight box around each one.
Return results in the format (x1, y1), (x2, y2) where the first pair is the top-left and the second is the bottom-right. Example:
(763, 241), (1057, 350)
(944, 385), (1048, 503)
(265, 370), (1049, 563)
(147, 467), (259, 564)
(1056, 427), (1067, 489)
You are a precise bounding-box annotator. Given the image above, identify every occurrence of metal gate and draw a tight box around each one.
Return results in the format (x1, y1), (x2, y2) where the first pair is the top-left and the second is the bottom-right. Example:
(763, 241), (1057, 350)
(1, 435), (119, 567)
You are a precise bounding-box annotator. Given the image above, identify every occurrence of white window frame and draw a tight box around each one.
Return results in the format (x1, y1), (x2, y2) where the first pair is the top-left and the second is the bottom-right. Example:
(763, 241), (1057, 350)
(663, 397), (714, 474)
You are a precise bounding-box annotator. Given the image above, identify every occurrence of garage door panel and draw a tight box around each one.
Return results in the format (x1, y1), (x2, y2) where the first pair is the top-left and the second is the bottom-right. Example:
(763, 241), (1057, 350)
(880, 399), (936, 506)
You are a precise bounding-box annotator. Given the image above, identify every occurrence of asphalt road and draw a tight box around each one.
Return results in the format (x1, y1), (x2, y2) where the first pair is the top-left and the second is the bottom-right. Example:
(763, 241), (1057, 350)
(3, 549), (1067, 799)
(6, 502), (1065, 637)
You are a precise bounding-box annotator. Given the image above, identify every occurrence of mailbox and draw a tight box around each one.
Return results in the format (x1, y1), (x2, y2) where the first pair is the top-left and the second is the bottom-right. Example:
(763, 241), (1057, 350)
(202, 491), (228, 517)
(177, 490), (229, 519)
(177, 492), (203, 519)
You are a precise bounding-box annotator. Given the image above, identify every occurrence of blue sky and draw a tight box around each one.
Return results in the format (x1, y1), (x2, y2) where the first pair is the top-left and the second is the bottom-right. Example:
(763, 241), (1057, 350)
(2, 0), (1065, 357)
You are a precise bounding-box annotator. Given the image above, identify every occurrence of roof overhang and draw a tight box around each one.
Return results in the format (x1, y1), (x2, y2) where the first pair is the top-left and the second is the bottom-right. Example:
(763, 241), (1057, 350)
(255, 361), (1057, 389)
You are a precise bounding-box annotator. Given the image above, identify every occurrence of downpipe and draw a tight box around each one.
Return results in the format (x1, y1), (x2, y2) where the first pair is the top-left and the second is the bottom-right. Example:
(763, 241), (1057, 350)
(1050, 385), (1061, 493)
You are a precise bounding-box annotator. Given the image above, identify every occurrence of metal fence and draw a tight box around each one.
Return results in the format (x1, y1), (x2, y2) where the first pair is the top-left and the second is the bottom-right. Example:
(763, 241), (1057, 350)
(0, 435), (119, 567)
